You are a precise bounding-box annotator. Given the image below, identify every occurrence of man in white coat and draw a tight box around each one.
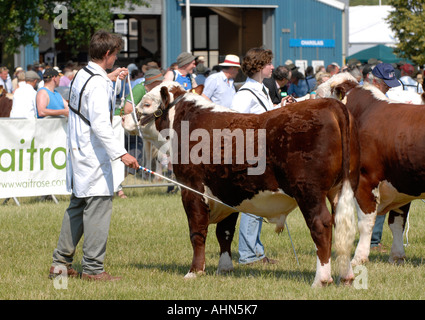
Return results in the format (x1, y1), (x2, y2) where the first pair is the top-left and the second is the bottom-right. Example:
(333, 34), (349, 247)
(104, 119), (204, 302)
(49, 30), (139, 281)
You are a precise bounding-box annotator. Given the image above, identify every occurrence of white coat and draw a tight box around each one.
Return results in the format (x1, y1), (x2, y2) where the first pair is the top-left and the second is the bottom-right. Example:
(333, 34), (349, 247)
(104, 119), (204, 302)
(66, 61), (127, 197)
(231, 77), (276, 114)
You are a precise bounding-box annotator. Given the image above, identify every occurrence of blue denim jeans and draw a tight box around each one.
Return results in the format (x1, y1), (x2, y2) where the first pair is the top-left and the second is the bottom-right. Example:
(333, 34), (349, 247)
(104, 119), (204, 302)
(238, 213), (265, 264)
(371, 214), (386, 247)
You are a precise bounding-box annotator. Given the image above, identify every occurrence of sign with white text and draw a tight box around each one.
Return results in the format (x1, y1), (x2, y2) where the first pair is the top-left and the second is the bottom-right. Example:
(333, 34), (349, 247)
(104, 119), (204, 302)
(289, 39), (335, 48)
(0, 117), (124, 198)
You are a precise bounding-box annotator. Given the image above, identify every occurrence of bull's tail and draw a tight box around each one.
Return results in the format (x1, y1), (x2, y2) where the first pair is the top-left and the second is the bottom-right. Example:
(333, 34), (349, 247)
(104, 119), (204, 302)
(333, 101), (356, 281)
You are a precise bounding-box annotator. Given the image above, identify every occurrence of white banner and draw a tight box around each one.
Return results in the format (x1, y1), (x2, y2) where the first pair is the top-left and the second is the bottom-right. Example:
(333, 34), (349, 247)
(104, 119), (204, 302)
(0, 117), (125, 199)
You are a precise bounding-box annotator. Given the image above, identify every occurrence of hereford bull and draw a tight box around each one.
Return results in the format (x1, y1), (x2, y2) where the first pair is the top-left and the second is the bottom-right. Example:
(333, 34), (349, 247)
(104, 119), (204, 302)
(122, 81), (360, 287)
(320, 72), (425, 265)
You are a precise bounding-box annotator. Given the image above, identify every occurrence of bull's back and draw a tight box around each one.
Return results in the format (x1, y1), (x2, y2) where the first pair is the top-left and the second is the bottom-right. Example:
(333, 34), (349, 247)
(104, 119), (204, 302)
(264, 99), (353, 191)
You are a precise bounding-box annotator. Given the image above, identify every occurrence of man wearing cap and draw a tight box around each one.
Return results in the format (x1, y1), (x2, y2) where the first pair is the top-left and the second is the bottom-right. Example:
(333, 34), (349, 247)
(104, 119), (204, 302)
(164, 52), (197, 91)
(10, 71), (40, 118)
(368, 62), (401, 95)
(399, 63), (423, 94)
(201, 54), (241, 107)
(124, 68), (164, 114)
(36, 68), (69, 118)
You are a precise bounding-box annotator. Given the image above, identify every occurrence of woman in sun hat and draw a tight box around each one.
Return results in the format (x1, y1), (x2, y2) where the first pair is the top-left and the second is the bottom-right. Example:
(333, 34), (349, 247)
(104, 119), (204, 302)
(201, 54), (241, 107)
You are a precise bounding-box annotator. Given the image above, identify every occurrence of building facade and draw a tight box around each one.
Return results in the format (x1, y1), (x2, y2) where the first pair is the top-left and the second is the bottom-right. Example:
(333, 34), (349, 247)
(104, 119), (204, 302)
(13, 0), (348, 73)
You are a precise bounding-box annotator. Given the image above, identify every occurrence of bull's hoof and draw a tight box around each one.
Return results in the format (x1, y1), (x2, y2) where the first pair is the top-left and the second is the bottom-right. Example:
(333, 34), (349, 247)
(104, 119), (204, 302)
(351, 256), (368, 266)
(312, 278), (333, 288)
(217, 252), (234, 275)
(216, 268), (234, 275)
(339, 277), (354, 286)
(184, 270), (205, 279)
(389, 255), (406, 265)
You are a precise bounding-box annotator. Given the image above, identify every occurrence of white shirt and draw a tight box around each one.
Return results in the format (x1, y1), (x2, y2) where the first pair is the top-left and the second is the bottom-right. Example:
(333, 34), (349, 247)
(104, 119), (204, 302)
(399, 76), (424, 93)
(66, 61), (127, 197)
(10, 82), (37, 118)
(203, 71), (236, 107)
(231, 77), (276, 114)
(0, 74), (13, 93)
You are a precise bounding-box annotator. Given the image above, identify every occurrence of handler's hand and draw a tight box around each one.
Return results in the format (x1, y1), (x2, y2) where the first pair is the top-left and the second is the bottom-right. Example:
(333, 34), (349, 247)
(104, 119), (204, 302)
(108, 67), (129, 82)
(120, 153), (139, 169)
(281, 95), (297, 107)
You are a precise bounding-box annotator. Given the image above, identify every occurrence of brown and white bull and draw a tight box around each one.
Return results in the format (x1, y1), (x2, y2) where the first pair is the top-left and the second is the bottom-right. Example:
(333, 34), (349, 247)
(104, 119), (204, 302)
(320, 73), (425, 265)
(122, 81), (360, 287)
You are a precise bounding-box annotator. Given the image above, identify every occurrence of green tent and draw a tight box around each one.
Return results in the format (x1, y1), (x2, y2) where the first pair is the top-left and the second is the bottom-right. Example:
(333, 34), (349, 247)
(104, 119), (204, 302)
(347, 44), (411, 64)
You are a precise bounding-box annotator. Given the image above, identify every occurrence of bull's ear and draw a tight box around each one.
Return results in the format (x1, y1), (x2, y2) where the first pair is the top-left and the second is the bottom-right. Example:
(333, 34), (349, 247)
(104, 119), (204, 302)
(193, 84), (204, 95)
(333, 84), (346, 101)
(421, 93), (425, 105)
(160, 86), (170, 108)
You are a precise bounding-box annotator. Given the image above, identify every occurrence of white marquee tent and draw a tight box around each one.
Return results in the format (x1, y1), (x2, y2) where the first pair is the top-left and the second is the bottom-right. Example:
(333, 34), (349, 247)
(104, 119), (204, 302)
(349, 5), (397, 56)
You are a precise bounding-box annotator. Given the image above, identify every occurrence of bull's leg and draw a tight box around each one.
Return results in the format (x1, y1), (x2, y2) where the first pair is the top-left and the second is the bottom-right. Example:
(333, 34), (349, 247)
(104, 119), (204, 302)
(388, 203), (409, 264)
(352, 185), (378, 266)
(215, 212), (239, 275)
(352, 206), (377, 266)
(300, 202), (334, 287)
(181, 190), (210, 279)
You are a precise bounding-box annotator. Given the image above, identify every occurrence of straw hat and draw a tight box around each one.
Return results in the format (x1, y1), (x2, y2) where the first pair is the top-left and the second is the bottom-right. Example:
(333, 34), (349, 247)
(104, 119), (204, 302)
(219, 54), (241, 68)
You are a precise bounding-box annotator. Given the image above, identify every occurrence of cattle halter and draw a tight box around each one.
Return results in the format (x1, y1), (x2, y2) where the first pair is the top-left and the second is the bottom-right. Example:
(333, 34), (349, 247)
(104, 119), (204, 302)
(140, 94), (185, 126)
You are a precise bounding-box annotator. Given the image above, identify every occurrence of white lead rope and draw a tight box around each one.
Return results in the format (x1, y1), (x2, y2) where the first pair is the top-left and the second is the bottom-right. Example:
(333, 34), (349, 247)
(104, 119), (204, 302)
(114, 72), (143, 138)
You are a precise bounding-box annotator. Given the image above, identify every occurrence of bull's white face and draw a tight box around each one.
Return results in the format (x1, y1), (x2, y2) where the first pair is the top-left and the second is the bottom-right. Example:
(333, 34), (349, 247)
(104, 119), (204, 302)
(316, 72), (358, 99)
(121, 81), (182, 146)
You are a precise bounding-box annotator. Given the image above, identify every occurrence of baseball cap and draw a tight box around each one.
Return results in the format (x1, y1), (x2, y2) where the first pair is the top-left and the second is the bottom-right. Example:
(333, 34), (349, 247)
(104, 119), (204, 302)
(43, 68), (59, 79)
(372, 63), (400, 88)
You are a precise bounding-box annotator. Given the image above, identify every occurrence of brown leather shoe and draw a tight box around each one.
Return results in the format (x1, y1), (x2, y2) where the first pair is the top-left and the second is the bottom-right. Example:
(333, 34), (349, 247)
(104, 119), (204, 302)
(81, 272), (122, 282)
(49, 266), (81, 279)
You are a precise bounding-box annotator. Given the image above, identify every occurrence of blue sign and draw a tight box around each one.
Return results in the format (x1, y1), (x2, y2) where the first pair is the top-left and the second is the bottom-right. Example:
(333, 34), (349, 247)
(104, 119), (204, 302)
(289, 39), (335, 48)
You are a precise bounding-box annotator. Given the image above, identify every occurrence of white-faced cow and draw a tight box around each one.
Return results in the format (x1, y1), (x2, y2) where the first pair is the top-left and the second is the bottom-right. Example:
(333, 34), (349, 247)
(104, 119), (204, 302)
(320, 72), (425, 265)
(122, 81), (360, 287)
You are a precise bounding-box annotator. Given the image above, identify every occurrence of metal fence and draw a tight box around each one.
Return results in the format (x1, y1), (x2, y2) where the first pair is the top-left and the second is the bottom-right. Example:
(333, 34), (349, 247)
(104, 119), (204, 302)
(121, 132), (174, 189)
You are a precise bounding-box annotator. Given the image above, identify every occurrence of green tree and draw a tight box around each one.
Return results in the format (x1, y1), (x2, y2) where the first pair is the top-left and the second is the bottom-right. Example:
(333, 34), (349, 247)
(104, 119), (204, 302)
(0, 0), (56, 55)
(387, 0), (425, 65)
(0, 0), (149, 55)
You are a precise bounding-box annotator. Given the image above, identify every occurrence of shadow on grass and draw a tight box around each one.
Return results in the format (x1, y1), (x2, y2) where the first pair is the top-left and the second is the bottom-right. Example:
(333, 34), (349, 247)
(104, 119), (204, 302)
(128, 261), (315, 284)
(369, 252), (425, 267)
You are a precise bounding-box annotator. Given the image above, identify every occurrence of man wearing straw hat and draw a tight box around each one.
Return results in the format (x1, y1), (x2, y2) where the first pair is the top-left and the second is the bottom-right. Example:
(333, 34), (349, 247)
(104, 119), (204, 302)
(201, 54), (241, 107)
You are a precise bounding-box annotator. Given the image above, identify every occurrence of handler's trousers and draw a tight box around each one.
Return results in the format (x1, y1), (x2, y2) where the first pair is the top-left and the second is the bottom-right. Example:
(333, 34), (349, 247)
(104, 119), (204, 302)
(51, 193), (113, 275)
(238, 213), (265, 264)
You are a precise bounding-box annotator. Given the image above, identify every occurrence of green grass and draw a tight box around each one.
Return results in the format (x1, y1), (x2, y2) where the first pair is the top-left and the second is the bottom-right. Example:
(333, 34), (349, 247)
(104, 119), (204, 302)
(1, 187), (425, 300)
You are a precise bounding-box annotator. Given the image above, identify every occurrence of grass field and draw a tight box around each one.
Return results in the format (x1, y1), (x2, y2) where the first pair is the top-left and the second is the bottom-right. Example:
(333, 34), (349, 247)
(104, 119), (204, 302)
(1, 186), (425, 301)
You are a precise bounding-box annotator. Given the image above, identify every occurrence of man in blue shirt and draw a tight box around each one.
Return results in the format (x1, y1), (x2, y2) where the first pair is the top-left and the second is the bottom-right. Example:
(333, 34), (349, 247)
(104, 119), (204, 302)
(201, 54), (241, 107)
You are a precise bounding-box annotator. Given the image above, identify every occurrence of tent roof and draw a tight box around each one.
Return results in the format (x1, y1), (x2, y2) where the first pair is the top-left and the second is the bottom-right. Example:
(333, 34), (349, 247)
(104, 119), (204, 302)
(349, 5), (396, 45)
(346, 44), (411, 64)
